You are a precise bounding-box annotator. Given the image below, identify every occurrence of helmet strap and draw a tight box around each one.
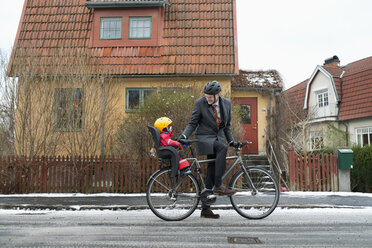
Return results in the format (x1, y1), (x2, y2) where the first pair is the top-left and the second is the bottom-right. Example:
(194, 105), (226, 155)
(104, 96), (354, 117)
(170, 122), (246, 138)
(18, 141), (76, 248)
(213, 95), (218, 104)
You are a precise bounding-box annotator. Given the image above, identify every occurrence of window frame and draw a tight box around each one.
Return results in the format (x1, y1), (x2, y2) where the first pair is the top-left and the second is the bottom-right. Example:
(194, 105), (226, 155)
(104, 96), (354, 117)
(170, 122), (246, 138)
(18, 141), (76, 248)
(125, 88), (156, 112)
(100, 17), (123, 40)
(53, 88), (84, 132)
(356, 127), (372, 146)
(316, 90), (329, 108)
(128, 16), (152, 40)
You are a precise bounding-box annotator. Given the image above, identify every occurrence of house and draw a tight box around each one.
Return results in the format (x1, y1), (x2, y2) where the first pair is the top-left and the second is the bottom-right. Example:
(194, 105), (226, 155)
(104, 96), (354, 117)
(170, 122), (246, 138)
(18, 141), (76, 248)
(7, 0), (240, 156)
(284, 55), (372, 151)
(231, 70), (283, 154)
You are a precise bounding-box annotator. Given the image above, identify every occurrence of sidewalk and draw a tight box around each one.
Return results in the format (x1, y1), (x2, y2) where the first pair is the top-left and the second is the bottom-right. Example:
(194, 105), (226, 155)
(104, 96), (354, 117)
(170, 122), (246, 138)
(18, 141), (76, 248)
(1, 192), (372, 211)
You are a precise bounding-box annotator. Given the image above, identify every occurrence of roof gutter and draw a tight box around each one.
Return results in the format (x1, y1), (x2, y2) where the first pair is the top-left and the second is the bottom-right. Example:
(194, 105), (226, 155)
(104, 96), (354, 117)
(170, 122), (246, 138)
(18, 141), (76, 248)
(86, 1), (171, 8)
(110, 73), (237, 78)
(11, 73), (237, 79)
(231, 87), (283, 92)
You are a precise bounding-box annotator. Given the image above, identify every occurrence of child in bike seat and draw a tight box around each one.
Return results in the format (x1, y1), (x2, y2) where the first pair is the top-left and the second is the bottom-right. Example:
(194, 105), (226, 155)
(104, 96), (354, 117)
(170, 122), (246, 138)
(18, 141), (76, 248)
(154, 117), (191, 175)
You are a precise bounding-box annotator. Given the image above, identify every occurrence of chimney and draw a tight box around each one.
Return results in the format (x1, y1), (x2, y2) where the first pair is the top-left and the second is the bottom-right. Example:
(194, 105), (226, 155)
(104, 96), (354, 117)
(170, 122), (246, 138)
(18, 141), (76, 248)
(324, 55), (340, 67)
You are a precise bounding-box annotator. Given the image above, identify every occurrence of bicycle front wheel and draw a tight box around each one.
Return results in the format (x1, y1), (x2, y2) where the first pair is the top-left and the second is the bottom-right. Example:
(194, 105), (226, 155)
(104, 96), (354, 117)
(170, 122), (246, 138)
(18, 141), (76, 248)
(146, 167), (200, 221)
(229, 166), (279, 219)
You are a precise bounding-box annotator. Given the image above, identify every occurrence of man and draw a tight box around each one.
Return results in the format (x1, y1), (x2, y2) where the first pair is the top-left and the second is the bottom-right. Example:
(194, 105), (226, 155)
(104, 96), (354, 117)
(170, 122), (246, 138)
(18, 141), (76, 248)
(179, 80), (239, 219)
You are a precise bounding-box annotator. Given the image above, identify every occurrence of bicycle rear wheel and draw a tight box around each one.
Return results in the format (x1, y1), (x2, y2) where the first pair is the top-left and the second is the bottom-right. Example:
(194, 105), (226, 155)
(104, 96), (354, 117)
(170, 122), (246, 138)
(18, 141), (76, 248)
(146, 167), (200, 221)
(229, 166), (279, 219)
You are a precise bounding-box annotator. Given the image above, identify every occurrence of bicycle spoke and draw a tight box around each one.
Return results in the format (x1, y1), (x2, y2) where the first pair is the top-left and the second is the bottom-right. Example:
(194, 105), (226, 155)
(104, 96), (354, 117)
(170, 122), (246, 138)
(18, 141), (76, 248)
(229, 167), (279, 219)
(146, 168), (200, 221)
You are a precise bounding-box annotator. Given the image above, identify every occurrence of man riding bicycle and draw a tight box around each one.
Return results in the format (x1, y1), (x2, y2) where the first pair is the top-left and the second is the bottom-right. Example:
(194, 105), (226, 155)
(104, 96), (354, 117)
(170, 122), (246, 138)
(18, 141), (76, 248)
(179, 80), (240, 219)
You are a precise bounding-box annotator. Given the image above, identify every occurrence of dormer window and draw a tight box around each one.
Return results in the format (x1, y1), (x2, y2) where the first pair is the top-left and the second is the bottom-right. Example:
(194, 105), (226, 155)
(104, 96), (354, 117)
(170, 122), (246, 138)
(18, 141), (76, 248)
(87, 1), (169, 48)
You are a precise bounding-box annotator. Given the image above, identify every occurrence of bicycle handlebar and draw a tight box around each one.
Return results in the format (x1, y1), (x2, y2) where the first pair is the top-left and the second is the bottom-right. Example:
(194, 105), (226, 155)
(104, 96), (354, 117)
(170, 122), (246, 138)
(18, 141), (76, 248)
(179, 139), (199, 145)
(179, 139), (251, 147)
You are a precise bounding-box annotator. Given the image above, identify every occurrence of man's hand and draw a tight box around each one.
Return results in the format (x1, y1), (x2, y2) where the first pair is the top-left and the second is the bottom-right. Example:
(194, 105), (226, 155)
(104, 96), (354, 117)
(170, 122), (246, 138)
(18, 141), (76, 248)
(176, 134), (186, 142)
(229, 141), (240, 148)
(179, 139), (191, 145)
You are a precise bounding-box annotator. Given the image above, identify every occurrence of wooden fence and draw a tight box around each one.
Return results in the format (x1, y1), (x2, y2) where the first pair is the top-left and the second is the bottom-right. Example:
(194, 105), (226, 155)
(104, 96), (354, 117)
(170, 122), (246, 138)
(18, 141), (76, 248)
(0, 156), (160, 194)
(288, 147), (338, 191)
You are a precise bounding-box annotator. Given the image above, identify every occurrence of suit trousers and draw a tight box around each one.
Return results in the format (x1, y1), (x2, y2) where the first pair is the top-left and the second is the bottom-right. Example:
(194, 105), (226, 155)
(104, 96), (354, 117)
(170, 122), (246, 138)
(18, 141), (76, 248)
(202, 139), (227, 209)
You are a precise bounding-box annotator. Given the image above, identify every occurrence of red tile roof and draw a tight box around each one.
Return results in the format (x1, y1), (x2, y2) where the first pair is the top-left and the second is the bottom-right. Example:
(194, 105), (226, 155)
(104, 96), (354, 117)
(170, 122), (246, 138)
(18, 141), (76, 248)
(338, 56), (372, 121)
(283, 79), (308, 122)
(8, 0), (238, 76)
(321, 65), (343, 98)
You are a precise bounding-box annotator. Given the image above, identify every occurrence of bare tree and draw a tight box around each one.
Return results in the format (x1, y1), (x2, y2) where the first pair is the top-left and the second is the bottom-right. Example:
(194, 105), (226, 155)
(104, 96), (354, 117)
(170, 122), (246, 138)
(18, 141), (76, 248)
(4, 47), (120, 157)
(0, 50), (16, 155)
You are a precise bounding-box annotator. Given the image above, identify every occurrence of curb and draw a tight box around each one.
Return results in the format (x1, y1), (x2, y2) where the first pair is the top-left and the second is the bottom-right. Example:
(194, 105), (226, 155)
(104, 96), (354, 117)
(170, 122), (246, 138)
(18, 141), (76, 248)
(0, 204), (367, 211)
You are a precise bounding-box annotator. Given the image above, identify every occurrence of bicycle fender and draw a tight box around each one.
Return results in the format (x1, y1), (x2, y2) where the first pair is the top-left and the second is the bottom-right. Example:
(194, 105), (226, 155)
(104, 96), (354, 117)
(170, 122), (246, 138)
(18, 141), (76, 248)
(146, 167), (171, 186)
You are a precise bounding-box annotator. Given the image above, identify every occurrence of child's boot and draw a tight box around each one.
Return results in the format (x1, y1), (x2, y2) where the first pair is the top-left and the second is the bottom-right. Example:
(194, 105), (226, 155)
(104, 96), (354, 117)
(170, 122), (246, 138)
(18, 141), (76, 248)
(179, 159), (191, 175)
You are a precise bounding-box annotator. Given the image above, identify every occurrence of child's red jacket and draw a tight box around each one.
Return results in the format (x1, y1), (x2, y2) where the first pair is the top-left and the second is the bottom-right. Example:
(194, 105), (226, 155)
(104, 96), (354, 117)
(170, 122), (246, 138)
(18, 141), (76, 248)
(160, 132), (181, 149)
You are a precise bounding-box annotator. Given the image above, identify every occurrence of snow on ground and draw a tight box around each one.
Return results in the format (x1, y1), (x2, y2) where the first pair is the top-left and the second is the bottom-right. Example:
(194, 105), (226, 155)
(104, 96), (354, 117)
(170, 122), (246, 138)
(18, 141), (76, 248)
(1, 191), (372, 198)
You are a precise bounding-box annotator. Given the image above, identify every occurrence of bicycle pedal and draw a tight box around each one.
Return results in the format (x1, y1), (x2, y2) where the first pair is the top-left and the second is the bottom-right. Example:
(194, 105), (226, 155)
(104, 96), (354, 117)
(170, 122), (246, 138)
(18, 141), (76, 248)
(207, 194), (217, 200)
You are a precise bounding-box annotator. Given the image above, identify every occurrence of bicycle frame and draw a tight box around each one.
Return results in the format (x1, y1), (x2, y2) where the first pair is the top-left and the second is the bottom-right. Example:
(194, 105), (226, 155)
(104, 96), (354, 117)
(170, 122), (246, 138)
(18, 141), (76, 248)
(185, 145), (258, 194)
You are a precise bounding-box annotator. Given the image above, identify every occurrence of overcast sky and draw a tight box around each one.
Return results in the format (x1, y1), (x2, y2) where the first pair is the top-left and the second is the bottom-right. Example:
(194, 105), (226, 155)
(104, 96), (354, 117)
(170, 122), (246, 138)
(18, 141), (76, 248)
(1, 0), (372, 89)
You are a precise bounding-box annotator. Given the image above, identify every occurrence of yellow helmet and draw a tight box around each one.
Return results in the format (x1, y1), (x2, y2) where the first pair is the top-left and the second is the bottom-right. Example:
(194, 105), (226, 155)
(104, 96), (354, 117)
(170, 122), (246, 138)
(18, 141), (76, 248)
(154, 117), (172, 133)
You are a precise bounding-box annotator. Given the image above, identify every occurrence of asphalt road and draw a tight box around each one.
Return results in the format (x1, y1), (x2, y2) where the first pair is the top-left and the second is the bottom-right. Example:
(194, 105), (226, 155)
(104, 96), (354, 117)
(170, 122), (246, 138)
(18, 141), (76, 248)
(1, 208), (372, 247)
(1, 192), (372, 210)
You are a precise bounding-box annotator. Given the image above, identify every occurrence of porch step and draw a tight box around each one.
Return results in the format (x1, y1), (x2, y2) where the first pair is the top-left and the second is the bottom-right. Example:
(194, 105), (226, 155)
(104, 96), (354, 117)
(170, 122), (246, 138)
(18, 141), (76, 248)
(242, 155), (271, 171)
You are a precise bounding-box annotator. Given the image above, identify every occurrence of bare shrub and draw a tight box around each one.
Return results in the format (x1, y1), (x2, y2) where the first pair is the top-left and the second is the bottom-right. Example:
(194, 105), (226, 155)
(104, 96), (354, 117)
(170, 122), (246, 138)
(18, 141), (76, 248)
(115, 88), (244, 158)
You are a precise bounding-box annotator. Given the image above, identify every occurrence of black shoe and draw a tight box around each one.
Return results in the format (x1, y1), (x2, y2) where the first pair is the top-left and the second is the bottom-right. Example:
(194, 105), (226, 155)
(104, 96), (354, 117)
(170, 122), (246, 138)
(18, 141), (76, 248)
(200, 209), (220, 219)
(214, 185), (236, 196)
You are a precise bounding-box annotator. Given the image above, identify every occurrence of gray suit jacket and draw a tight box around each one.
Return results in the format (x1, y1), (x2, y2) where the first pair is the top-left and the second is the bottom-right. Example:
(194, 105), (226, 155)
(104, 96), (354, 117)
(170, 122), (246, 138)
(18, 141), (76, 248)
(182, 96), (234, 155)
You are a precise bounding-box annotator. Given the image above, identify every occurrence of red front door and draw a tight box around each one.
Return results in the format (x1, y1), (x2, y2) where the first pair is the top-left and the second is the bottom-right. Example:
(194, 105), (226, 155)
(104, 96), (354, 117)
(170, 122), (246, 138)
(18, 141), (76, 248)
(233, 97), (258, 154)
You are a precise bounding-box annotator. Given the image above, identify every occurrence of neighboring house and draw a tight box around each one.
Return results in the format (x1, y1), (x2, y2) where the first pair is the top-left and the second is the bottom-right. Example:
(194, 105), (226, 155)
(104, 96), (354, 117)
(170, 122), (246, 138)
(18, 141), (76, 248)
(284, 55), (372, 151)
(7, 0), (239, 156)
(232, 70), (283, 154)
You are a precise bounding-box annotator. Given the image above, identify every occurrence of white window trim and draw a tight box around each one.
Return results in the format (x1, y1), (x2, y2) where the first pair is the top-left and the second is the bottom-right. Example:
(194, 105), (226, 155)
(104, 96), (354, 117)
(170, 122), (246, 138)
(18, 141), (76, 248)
(355, 127), (372, 146)
(316, 90), (329, 108)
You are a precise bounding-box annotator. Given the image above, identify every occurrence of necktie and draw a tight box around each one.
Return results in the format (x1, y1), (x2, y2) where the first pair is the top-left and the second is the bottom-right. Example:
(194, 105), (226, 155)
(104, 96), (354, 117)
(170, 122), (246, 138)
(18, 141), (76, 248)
(212, 105), (220, 126)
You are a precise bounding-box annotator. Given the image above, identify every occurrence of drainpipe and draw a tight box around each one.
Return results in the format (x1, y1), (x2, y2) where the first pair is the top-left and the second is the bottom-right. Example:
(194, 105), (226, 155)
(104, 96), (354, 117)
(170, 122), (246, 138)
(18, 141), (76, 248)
(337, 71), (348, 146)
(100, 76), (105, 157)
(269, 89), (274, 139)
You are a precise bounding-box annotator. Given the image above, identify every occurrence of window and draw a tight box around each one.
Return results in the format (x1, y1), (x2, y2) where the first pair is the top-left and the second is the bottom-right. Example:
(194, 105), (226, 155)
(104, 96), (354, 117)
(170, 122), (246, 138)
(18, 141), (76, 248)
(310, 131), (324, 150)
(100, 17), (122, 40)
(129, 17), (152, 39)
(239, 105), (251, 124)
(91, 8), (162, 47)
(356, 127), (372, 146)
(54, 88), (84, 131)
(126, 88), (156, 111)
(317, 91), (329, 108)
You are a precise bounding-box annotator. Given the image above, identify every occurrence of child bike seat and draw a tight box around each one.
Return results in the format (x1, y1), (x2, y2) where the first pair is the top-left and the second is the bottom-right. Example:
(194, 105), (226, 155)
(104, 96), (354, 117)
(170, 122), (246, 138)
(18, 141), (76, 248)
(147, 126), (179, 177)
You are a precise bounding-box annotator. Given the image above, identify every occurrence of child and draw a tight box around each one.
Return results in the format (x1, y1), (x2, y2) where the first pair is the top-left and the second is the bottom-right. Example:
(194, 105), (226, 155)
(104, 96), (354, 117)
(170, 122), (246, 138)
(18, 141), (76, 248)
(154, 117), (191, 175)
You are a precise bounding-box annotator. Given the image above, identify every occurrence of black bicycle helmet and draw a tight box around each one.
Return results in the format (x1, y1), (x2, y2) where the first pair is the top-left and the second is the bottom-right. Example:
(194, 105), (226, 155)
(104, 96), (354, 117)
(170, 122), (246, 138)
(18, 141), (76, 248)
(203, 80), (222, 95)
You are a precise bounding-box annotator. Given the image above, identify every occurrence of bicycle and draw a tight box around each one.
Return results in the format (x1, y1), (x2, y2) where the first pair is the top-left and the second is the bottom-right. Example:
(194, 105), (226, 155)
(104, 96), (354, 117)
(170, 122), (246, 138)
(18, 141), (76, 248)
(146, 127), (280, 221)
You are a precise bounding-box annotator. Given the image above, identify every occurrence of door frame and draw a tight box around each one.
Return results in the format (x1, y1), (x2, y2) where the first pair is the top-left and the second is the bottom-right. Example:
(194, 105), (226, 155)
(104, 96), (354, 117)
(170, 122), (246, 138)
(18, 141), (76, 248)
(233, 97), (258, 154)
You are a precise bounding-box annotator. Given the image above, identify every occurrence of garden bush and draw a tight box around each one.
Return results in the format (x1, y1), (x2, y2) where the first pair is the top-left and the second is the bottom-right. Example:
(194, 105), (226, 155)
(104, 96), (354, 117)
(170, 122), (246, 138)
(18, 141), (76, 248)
(351, 145), (372, 192)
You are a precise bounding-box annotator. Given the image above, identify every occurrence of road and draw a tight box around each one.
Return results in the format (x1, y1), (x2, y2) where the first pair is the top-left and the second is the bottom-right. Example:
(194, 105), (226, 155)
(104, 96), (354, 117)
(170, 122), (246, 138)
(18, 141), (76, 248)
(1, 208), (372, 247)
